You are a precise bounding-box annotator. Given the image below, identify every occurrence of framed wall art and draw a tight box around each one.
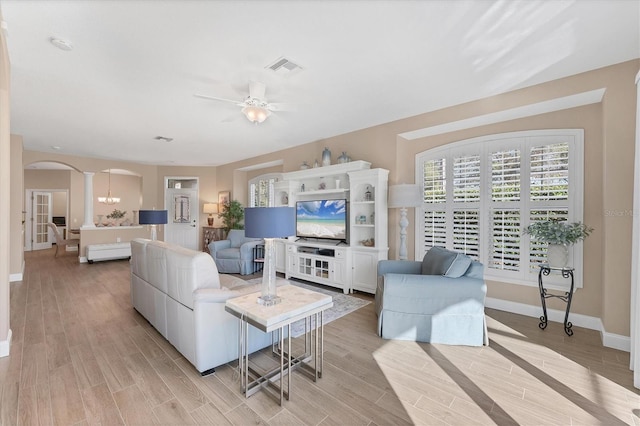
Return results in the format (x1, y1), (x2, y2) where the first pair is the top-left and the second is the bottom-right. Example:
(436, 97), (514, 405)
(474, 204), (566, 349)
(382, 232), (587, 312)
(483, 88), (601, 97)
(218, 191), (230, 206)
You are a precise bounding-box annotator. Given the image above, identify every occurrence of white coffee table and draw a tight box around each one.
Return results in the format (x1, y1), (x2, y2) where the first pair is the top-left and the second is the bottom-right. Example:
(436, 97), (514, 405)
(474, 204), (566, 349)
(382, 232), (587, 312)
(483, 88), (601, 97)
(225, 283), (333, 405)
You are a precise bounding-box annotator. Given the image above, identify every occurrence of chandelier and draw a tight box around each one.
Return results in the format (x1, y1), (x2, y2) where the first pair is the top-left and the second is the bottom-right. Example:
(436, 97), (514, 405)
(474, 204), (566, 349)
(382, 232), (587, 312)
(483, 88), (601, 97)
(241, 98), (271, 123)
(98, 169), (120, 205)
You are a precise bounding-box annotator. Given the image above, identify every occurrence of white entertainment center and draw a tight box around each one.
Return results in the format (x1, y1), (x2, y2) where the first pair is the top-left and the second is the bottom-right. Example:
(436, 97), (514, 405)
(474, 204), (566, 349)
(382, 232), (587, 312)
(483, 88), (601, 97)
(273, 160), (388, 294)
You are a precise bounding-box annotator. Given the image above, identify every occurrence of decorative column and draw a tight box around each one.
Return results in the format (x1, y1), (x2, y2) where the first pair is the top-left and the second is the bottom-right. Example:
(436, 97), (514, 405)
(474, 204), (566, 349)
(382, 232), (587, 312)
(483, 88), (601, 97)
(82, 172), (96, 228)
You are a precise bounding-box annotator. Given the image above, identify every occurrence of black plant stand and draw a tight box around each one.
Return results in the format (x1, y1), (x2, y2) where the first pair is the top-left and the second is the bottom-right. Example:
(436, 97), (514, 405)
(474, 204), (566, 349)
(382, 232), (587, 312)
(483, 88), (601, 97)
(537, 264), (575, 336)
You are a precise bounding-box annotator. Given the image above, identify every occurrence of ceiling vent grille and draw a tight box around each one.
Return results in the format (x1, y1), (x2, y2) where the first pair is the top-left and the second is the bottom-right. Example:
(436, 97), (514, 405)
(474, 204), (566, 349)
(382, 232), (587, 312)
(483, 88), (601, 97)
(266, 57), (302, 75)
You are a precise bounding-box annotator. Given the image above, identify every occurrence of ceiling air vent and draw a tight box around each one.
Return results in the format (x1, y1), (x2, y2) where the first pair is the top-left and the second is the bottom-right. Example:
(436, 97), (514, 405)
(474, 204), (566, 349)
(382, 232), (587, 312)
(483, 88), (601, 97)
(154, 136), (173, 143)
(266, 57), (302, 75)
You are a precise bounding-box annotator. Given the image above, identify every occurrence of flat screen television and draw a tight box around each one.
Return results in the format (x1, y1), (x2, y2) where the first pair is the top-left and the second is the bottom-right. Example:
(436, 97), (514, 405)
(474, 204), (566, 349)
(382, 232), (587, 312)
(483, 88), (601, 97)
(296, 199), (347, 242)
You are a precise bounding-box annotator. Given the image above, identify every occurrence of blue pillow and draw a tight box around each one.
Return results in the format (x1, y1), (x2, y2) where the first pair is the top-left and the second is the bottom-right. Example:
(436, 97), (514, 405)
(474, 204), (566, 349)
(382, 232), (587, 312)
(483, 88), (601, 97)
(444, 254), (472, 278)
(421, 246), (457, 275)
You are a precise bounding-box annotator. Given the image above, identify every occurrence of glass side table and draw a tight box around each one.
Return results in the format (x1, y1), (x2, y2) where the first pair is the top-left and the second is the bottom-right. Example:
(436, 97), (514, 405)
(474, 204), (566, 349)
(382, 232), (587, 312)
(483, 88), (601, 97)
(538, 264), (575, 336)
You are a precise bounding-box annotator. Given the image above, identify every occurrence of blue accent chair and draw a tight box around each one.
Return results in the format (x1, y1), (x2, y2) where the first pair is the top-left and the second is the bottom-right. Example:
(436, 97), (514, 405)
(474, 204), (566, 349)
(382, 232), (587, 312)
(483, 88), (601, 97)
(208, 229), (262, 275)
(375, 247), (488, 346)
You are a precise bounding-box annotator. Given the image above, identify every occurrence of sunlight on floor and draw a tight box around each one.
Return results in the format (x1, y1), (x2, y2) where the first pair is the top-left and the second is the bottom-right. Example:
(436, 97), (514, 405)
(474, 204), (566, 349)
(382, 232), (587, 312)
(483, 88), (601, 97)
(372, 314), (640, 425)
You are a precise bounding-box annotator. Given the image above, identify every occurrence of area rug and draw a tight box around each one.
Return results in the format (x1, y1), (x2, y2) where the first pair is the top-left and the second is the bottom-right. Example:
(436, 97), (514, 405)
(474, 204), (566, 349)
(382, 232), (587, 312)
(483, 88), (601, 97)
(245, 278), (371, 337)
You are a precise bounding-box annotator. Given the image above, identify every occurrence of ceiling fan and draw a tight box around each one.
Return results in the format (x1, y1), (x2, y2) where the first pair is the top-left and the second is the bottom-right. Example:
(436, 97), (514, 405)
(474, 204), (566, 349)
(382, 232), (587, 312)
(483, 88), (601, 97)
(194, 81), (287, 124)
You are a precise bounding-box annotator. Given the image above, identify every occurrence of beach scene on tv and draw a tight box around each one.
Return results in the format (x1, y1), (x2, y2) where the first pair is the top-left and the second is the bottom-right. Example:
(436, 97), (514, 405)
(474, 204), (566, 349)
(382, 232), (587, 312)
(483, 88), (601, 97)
(296, 199), (347, 240)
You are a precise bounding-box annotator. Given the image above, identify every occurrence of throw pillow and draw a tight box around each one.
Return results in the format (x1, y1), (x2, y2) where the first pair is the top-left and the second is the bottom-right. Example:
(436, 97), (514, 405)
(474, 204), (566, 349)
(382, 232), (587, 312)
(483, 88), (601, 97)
(444, 253), (472, 278)
(421, 246), (457, 275)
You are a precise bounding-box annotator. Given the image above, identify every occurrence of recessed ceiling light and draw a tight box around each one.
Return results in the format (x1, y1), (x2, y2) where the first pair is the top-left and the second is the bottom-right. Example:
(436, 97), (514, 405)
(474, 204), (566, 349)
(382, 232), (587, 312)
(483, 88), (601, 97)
(50, 37), (73, 51)
(51, 145), (61, 150)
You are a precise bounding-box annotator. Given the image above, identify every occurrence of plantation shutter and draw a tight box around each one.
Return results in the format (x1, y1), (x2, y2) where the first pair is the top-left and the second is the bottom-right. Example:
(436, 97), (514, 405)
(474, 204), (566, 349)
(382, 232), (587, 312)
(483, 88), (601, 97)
(453, 209), (480, 259)
(423, 211), (447, 248)
(489, 149), (522, 272)
(422, 158), (447, 251)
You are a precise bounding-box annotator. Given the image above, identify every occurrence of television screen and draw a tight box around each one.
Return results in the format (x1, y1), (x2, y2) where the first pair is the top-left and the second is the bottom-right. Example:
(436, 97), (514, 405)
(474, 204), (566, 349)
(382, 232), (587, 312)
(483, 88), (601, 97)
(296, 199), (347, 241)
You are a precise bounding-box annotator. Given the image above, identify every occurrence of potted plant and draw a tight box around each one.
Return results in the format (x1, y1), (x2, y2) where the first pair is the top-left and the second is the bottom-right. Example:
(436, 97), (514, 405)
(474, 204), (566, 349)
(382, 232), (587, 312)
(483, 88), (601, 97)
(219, 200), (244, 233)
(523, 219), (593, 268)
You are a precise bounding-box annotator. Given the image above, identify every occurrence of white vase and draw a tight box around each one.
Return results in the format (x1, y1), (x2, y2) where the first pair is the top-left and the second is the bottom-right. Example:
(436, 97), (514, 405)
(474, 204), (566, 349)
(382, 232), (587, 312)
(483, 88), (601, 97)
(547, 244), (569, 268)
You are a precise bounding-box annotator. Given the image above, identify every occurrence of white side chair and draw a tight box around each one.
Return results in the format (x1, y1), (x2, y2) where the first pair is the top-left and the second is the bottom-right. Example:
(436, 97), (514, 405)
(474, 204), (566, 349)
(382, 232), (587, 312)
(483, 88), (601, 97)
(47, 222), (79, 257)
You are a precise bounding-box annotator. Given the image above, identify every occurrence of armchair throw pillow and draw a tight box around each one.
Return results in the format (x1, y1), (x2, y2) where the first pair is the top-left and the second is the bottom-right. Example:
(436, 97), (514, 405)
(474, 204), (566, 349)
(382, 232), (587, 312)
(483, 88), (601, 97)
(421, 246), (457, 275)
(444, 253), (472, 278)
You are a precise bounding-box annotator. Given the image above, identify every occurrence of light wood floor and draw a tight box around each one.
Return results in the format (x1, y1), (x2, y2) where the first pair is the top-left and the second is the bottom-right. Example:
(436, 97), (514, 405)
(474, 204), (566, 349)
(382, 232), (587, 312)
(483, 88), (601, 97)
(1, 248), (639, 425)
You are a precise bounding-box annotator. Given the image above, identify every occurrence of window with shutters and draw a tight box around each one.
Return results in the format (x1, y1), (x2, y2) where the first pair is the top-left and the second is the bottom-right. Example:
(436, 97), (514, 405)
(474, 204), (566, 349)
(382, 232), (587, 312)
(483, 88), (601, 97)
(416, 130), (584, 288)
(248, 174), (279, 208)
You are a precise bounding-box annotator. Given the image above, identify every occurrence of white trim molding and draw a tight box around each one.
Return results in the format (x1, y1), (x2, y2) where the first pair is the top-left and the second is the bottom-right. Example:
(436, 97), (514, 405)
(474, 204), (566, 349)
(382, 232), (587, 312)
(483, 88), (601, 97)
(9, 260), (24, 282)
(0, 329), (12, 357)
(486, 297), (630, 352)
(400, 89), (605, 140)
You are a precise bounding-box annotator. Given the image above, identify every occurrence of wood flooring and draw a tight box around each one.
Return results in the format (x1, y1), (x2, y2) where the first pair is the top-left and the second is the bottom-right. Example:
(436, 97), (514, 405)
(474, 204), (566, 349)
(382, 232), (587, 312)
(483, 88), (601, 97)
(1, 248), (639, 425)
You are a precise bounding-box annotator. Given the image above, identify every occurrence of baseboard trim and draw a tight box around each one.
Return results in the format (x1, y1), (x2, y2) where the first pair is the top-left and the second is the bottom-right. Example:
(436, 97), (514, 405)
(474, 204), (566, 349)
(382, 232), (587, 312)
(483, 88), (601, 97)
(9, 260), (25, 282)
(602, 330), (631, 352)
(0, 329), (12, 357)
(485, 297), (630, 352)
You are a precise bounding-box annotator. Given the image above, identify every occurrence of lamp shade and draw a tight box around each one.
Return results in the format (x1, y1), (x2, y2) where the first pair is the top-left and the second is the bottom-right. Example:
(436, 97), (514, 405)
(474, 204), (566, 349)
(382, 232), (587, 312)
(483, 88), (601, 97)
(203, 203), (218, 214)
(245, 207), (295, 238)
(138, 210), (168, 225)
(388, 184), (423, 208)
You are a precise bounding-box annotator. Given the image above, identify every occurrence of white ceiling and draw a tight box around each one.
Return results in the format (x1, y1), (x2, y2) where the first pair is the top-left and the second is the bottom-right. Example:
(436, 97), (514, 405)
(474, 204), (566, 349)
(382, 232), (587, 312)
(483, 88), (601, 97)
(2, 0), (639, 167)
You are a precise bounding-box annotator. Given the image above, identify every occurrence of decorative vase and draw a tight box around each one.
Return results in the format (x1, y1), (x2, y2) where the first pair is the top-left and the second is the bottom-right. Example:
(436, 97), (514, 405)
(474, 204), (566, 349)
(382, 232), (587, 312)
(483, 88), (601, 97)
(547, 244), (569, 268)
(97, 215), (104, 227)
(300, 161), (310, 170)
(322, 147), (331, 166)
(313, 159), (319, 168)
(337, 151), (349, 164)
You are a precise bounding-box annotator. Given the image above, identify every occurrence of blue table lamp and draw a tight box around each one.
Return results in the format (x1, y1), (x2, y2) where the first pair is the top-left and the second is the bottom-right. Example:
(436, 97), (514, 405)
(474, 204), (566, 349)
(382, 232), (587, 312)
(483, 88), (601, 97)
(245, 207), (295, 306)
(139, 209), (168, 241)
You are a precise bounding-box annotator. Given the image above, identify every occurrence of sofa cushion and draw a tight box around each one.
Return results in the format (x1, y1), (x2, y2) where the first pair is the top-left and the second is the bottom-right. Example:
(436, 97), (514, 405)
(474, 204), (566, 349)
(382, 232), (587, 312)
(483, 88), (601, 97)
(227, 229), (245, 248)
(216, 248), (241, 259)
(444, 253), (472, 278)
(421, 246), (457, 275)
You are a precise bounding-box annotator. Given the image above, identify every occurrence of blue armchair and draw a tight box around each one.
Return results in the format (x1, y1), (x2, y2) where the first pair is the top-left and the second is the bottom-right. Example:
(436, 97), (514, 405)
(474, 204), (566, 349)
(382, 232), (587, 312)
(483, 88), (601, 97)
(208, 229), (262, 275)
(375, 247), (488, 346)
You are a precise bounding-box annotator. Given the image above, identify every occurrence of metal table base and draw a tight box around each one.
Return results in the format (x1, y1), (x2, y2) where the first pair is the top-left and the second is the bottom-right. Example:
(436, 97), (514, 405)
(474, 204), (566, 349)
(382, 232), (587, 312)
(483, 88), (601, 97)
(537, 264), (575, 336)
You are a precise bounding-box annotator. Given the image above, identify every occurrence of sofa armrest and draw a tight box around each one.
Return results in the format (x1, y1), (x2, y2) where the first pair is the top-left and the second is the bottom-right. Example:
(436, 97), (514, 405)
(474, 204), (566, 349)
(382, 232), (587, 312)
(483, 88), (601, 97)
(377, 260), (422, 277)
(193, 288), (239, 303)
(239, 239), (264, 260)
(380, 273), (486, 314)
(209, 239), (231, 255)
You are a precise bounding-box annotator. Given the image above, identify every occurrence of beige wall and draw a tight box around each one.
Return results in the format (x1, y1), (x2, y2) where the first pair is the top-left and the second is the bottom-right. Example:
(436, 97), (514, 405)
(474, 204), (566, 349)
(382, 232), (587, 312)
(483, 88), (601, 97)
(1, 5), (11, 353)
(10, 136), (23, 280)
(23, 150), (160, 214)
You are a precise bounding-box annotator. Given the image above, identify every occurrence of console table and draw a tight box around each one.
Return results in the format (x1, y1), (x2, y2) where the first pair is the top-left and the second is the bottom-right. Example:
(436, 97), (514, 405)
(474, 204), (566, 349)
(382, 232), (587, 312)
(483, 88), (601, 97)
(225, 284), (333, 405)
(202, 226), (224, 253)
(537, 264), (575, 336)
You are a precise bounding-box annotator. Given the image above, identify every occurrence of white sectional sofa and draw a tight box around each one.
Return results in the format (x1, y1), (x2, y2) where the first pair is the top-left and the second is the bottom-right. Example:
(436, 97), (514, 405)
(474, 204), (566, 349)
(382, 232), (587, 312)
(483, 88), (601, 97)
(130, 238), (273, 374)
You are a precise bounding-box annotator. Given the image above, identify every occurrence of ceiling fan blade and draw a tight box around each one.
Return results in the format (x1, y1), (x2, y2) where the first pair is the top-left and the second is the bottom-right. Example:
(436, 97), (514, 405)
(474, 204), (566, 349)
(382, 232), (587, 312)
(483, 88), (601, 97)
(267, 102), (295, 112)
(193, 93), (242, 105)
(248, 81), (266, 100)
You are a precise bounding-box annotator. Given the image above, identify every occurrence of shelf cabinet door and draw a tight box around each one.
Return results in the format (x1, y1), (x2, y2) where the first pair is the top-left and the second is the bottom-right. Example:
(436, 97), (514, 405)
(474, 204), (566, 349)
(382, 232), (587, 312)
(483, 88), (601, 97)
(351, 249), (379, 294)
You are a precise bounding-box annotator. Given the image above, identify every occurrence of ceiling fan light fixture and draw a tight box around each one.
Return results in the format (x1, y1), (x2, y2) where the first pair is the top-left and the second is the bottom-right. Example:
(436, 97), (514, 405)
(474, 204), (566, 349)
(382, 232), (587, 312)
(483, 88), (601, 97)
(242, 105), (271, 123)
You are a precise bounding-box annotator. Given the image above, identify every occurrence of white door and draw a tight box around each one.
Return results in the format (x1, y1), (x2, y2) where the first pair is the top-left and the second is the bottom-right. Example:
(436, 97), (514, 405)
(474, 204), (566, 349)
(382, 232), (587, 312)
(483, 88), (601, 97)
(165, 187), (198, 250)
(32, 191), (52, 250)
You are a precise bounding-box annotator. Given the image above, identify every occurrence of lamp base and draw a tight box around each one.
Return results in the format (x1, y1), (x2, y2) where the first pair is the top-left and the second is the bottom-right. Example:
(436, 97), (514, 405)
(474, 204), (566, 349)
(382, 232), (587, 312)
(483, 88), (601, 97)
(257, 295), (281, 306)
(207, 217), (214, 226)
